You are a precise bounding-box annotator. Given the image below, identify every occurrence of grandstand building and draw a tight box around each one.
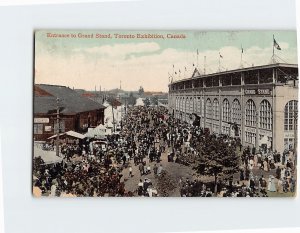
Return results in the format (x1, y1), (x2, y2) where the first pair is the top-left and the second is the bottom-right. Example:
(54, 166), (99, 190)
(168, 63), (298, 153)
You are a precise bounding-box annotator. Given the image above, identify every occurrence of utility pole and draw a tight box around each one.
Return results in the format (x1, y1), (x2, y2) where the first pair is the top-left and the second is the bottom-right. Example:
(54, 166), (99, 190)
(294, 110), (298, 166)
(111, 103), (116, 133)
(56, 97), (60, 157)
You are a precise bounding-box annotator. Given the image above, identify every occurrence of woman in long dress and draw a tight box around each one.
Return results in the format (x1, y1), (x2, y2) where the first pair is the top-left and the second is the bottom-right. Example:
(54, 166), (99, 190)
(269, 176), (276, 192)
(281, 168), (286, 180)
(267, 175), (272, 191)
(263, 160), (269, 171)
(277, 178), (284, 193)
(254, 154), (258, 167)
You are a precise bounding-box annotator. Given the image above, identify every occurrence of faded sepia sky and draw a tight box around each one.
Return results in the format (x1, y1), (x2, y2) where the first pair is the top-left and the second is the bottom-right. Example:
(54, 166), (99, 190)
(35, 30), (298, 92)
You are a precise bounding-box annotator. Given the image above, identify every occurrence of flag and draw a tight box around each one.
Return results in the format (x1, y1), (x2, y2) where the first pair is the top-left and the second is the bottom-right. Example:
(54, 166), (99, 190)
(219, 52), (223, 58)
(274, 38), (281, 50)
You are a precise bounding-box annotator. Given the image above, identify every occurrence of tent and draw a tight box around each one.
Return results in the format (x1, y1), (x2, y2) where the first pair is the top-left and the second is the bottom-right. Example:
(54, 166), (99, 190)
(47, 130), (85, 140)
(85, 124), (108, 139)
(33, 146), (63, 164)
(106, 122), (114, 128)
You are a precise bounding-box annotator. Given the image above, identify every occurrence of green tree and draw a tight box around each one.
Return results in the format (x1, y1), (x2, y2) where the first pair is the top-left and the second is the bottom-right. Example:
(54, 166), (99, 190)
(138, 86), (144, 96)
(193, 135), (240, 195)
(128, 92), (137, 106)
(143, 97), (150, 106)
(150, 96), (158, 106)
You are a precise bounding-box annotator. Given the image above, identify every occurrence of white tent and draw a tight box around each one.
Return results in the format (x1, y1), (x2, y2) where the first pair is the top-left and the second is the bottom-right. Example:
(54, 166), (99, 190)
(96, 124), (106, 130)
(106, 122), (114, 128)
(34, 146), (63, 164)
(47, 130), (85, 140)
(65, 130), (86, 139)
(85, 124), (108, 138)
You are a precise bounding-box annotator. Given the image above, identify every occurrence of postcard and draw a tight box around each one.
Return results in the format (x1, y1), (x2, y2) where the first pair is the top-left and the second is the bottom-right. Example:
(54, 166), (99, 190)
(33, 30), (298, 197)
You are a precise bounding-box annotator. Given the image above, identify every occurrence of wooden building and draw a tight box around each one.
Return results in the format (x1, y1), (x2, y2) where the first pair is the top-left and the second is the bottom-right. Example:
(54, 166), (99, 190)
(34, 84), (105, 141)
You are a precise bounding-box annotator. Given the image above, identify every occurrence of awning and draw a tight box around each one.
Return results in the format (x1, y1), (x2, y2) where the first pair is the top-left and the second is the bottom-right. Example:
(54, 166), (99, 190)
(47, 130), (85, 140)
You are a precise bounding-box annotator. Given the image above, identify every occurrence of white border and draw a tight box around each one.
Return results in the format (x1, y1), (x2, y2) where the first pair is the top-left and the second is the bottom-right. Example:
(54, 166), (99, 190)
(0, 0), (299, 233)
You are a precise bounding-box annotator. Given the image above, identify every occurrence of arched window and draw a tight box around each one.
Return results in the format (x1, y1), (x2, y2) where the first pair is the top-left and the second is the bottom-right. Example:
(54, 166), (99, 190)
(222, 98), (231, 122)
(197, 97), (201, 115)
(180, 98), (183, 111)
(232, 99), (241, 125)
(259, 100), (272, 130)
(213, 98), (219, 120)
(245, 99), (256, 127)
(189, 97), (194, 113)
(284, 100), (298, 131)
(206, 98), (212, 119)
(185, 97), (190, 113)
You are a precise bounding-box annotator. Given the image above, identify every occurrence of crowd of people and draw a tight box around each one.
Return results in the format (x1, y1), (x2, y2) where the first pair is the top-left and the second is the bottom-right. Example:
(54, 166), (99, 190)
(33, 105), (297, 197)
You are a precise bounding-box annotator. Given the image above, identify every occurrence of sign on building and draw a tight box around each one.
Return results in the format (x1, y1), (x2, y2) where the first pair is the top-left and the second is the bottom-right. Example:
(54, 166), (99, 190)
(34, 118), (49, 123)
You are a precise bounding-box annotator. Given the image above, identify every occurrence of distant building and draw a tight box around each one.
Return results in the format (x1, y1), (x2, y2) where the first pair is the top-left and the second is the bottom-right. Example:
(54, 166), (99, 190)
(158, 99), (168, 107)
(34, 84), (105, 141)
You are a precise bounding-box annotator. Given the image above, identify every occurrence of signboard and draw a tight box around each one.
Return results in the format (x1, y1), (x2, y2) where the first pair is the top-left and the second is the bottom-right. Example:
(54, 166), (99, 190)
(244, 89), (272, 95)
(245, 126), (256, 133)
(222, 122), (230, 127)
(34, 118), (49, 123)
(259, 129), (272, 137)
(284, 132), (294, 138)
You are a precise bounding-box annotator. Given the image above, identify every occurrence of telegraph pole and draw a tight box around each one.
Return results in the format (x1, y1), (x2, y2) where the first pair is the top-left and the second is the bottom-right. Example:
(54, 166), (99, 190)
(111, 101), (116, 133)
(56, 97), (60, 157)
(294, 110), (298, 166)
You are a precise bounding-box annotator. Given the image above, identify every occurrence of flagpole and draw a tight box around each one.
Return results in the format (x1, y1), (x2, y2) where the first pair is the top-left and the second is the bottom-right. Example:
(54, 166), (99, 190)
(204, 56), (206, 74)
(197, 49), (199, 69)
(240, 45), (243, 68)
(173, 65), (175, 77)
(218, 53), (221, 72)
(272, 34), (275, 63)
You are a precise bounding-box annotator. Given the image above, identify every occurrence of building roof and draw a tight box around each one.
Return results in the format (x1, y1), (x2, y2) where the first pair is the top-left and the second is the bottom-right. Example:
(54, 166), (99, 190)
(47, 130), (86, 140)
(34, 84), (105, 114)
(170, 63), (298, 85)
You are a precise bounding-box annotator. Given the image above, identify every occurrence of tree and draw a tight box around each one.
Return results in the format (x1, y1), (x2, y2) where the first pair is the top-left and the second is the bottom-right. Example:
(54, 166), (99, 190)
(138, 86), (144, 96)
(127, 92), (137, 106)
(192, 135), (240, 195)
(143, 97), (151, 107)
(150, 96), (158, 106)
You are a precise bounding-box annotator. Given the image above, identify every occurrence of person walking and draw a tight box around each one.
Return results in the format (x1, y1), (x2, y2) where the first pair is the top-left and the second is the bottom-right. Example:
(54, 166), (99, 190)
(129, 165), (133, 178)
(157, 164), (163, 176)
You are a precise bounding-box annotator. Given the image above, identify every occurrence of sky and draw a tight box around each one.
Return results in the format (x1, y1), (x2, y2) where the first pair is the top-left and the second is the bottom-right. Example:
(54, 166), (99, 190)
(35, 30), (298, 92)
